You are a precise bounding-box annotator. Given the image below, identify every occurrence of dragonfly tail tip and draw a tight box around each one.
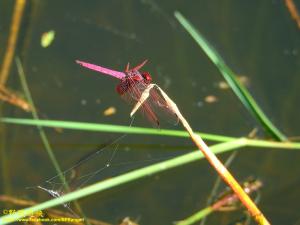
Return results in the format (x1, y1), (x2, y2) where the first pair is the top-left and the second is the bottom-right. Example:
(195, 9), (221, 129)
(75, 60), (84, 65)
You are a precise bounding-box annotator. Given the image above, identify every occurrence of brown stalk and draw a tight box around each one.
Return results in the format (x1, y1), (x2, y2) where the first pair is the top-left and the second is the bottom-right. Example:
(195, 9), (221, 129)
(131, 84), (270, 225)
(285, 0), (300, 29)
(0, 85), (31, 111)
(0, 0), (26, 85)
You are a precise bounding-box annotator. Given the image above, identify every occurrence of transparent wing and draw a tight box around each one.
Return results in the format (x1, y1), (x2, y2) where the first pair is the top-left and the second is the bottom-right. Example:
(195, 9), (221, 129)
(119, 79), (178, 127)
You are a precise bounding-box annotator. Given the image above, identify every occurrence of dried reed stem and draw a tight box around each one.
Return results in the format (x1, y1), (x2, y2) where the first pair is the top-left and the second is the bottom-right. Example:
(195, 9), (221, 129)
(0, 85), (31, 111)
(0, 0), (26, 85)
(285, 0), (300, 29)
(131, 84), (270, 225)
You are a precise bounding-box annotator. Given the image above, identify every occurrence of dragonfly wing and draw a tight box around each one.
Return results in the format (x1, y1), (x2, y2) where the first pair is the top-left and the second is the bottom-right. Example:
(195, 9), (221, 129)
(148, 86), (179, 126)
(122, 80), (178, 127)
(119, 80), (160, 127)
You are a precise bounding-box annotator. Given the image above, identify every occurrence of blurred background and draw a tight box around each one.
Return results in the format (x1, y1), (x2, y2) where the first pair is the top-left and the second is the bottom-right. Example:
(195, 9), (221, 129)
(1, 1), (300, 225)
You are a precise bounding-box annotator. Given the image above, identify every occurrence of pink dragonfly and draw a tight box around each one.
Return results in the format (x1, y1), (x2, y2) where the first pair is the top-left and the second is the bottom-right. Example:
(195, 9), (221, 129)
(76, 60), (178, 126)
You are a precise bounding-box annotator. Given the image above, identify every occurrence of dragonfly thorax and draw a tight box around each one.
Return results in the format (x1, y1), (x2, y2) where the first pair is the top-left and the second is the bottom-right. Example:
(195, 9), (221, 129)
(141, 72), (152, 83)
(125, 70), (143, 81)
(116, 70), (152, 95)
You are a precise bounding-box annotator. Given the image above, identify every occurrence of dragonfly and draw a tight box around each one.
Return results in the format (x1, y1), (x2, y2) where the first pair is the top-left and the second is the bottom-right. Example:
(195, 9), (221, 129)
(76, 59), (178, 126)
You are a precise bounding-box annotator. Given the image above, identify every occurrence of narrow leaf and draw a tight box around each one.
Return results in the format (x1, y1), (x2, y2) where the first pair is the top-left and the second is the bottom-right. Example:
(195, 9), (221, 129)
(0, 117), (234, 142)
(174, 11), (287, 141)
(0, 139), (246, 225)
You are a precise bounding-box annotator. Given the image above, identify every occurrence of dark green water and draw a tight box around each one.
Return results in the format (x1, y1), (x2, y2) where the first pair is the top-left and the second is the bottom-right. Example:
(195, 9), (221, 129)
(1, 1), (300, 225)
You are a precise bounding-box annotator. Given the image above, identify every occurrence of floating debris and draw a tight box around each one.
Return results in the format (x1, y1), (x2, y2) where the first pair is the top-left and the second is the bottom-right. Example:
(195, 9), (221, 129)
(248, 127), (259, 139)
(238, 75), (250, 86)
(41, 30), (55, 48)
(119, 217), (139, 225)
(195, 101), (203, 108)
(95, 98), (101, 104)
(217, 81), (229, 89)
(217, 75), (250, 90)
(103, 106), (116, 116)
(80, 99), (87, 105)
(204, 95), (218, 103)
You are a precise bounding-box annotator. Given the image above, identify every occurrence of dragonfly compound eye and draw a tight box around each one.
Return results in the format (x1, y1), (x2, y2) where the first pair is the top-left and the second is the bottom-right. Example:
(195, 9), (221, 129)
(142, 72), (152, 83)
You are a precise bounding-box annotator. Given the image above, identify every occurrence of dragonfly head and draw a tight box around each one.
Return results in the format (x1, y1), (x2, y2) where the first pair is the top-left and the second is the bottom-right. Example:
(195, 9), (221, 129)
(141, 72), (152, 84)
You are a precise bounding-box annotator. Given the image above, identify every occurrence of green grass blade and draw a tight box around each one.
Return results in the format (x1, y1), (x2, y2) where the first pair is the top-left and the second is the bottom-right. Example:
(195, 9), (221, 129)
(174, 11), (287, 141)
(0, 117), (235, 142)
(176, 207), (213, 225)
(0, 139), (246, 225)
(15, 57), (89, 224)
(2, 117), (300, 149)
(15, 57), (67, 186)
